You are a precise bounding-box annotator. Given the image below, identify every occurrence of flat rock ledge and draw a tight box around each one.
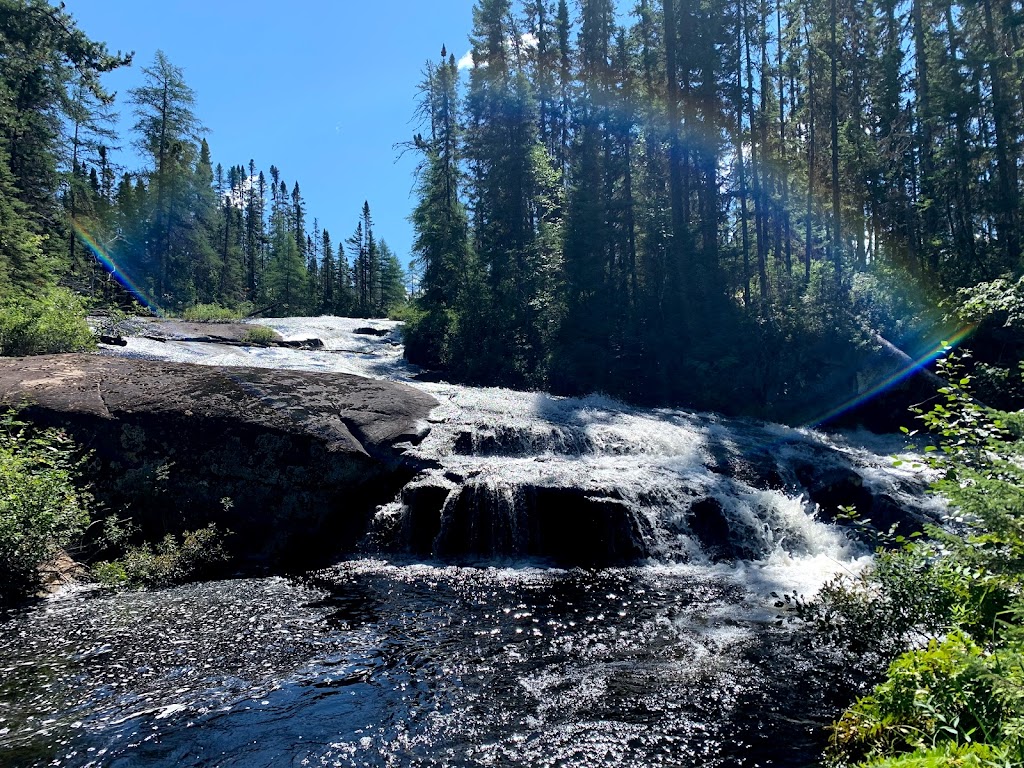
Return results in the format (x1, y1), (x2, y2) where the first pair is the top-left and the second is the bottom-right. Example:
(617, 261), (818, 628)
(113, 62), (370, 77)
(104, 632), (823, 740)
(0, 354), (438, 568)
(135, 319), (323, 348)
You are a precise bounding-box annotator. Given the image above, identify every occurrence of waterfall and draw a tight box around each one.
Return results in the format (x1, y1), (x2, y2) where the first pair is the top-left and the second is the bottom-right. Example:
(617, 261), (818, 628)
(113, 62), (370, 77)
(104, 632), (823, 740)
(108, 316), (943, 569)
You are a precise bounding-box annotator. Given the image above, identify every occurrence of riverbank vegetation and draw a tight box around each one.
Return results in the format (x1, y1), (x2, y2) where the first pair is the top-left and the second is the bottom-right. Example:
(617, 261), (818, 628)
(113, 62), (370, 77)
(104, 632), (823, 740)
(0, 404), (233, 606)
(795, 360), (1024, 765)
(0, 412), (91, 608)
(92, 523), (231, 589)
(0, 287), (95, 356)
(404, 0), (1024, 418)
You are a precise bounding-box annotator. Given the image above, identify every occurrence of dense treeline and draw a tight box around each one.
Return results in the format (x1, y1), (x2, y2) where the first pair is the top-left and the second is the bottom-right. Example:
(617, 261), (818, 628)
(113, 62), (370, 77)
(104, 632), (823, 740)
(0, 1), (405, 320)
(407, 0), (1024, 412)
(74, 49), (406, 318)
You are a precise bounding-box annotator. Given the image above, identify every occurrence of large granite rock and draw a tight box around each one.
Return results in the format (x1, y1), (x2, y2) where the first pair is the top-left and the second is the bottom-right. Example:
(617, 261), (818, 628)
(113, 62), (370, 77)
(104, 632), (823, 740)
(0, 354), (437, 568)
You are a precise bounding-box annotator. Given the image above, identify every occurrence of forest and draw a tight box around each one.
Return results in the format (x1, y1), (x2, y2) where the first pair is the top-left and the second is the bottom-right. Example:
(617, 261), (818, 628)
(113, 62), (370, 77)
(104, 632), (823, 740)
(405, 0), (1024, 417)
(5, 0), (1024, 765)
(0, 5), (405, 324)
(4, 0), (1024, 416)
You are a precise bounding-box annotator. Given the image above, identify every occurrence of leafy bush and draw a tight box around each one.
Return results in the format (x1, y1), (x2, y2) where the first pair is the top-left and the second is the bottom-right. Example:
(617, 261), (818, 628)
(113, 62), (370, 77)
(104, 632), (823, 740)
(389, 302), (422, 323)
(0, 287), (95, 356)
(0, 412), (91, 606)
(819, 355), (1024, 766)
(856, 742), (1015, 767)
(796, 547), (966, 661)
(181, 303), (245, 322)
(829, 633), (1005, 764)
(93, 523), (230, 588)
(242, 325), (278, 345)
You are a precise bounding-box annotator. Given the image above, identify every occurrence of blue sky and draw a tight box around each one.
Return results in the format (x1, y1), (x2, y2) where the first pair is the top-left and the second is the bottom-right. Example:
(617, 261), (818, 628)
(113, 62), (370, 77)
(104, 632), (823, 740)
(63, 1), (479, 270)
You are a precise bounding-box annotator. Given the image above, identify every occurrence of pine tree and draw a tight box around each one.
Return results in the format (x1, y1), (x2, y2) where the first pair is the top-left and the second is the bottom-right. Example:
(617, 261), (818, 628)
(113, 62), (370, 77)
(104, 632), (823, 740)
(265, 178), (307, 314)
(377, 240), (406, 312)
(128, 50), (204, 303)
(320, 228), (335, 313)
(0, 0), (128, 290)
(408, 50), (472, 367)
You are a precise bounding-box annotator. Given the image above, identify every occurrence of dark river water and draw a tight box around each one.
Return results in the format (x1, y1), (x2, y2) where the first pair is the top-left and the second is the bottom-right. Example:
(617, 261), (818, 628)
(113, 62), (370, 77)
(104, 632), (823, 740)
(0, 560), (854, 768)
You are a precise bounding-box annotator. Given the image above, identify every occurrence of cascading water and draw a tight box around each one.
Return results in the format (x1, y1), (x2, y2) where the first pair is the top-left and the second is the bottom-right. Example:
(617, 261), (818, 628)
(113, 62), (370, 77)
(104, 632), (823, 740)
(0, 317), (942, 767)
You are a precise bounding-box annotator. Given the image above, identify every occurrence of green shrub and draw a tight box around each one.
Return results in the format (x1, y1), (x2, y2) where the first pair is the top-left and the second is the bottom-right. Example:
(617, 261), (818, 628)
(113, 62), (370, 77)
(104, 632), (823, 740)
(180, 303), (244, 322)
(242, 325), (278, 346)
(830, 633), (1004, 764)
(388, 302), (422, 323)
(93, 523), (230, 588)
(91, 559), (127, 585)
(0, 287), (95, 356)
(819, 354), (1024, 766)
(858, 742), (1015, 767)
(0, 412), (91, 606)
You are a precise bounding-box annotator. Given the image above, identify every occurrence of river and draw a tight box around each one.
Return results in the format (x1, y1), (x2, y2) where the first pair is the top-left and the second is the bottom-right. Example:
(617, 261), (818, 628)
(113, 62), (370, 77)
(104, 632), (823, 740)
(0, 317), (939, 767)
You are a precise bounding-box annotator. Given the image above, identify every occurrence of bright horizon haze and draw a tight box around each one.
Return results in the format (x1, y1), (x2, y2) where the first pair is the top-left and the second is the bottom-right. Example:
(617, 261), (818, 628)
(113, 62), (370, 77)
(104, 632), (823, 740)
(63, 1), (479, 271)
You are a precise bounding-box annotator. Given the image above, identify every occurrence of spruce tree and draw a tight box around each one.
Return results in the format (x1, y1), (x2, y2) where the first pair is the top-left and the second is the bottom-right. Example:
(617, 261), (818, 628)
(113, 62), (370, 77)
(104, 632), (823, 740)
(128, 50), (204, 303)
(408, 50), (472, 368)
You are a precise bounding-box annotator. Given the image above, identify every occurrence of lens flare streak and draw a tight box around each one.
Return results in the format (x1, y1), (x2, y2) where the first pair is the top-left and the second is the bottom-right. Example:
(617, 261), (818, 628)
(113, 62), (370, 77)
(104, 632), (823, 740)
(71, 219), (164, 317)
(806, 325), (975, 427)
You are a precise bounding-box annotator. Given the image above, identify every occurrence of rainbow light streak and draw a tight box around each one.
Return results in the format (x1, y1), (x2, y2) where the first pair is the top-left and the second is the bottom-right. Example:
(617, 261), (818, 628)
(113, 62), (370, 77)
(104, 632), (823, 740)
(71, 219), (164, 317)
(805, 324), (976, 427)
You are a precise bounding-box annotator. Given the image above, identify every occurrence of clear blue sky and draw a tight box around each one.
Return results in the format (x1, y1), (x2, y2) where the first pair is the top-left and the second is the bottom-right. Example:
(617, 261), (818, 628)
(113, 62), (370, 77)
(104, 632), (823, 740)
(63, 1), (478, 270)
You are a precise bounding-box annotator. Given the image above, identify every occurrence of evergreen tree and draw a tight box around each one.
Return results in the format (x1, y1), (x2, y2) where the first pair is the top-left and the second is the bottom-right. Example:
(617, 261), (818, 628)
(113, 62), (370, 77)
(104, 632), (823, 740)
(265, 180), (307, 314)
(0, 0), (128, 290)
(128, 50), (204, 304)
(377, 240), (406, 313)
(320, 228), (335, 313)
(407, 50), (472, 368)
(463, 0), (557, 386)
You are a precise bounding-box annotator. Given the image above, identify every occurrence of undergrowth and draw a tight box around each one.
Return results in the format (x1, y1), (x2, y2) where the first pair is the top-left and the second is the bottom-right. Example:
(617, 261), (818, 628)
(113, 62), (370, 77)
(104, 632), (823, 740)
(0, 411), (92, 606)
(242, 325), (278, 345)
(808, 353), (1024, 766)
(93, 523), (230, 588)
(0, 287), (95, 356)
(180, 303), (249, 322)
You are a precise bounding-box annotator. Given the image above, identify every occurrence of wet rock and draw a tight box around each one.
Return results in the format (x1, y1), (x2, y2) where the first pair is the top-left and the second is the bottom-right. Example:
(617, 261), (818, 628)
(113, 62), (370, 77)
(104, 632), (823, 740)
(530, 487), (651, 566)
(707, 448), (785, 490)
(431, 480), (651, 567)
(135, 318), (282, 344)
(401, 477), (456, 555)
(37, 550), (87, 596)
(688, 498), (733, 561)
(411, 370), (448, 383)
(352, 327), (390, 337)
(0, 354), (438, 569)
(278, 337), (324, 349)
(125, 319), (323, 350)
(795, 461), (933, 535)
(796, 464), (873, 517)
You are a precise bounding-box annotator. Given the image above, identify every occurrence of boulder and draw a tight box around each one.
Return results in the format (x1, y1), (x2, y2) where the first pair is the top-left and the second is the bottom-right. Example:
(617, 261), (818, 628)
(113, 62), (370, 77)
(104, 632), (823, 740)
(0, 354), (437, 568)
(134, 318), (282, 344)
